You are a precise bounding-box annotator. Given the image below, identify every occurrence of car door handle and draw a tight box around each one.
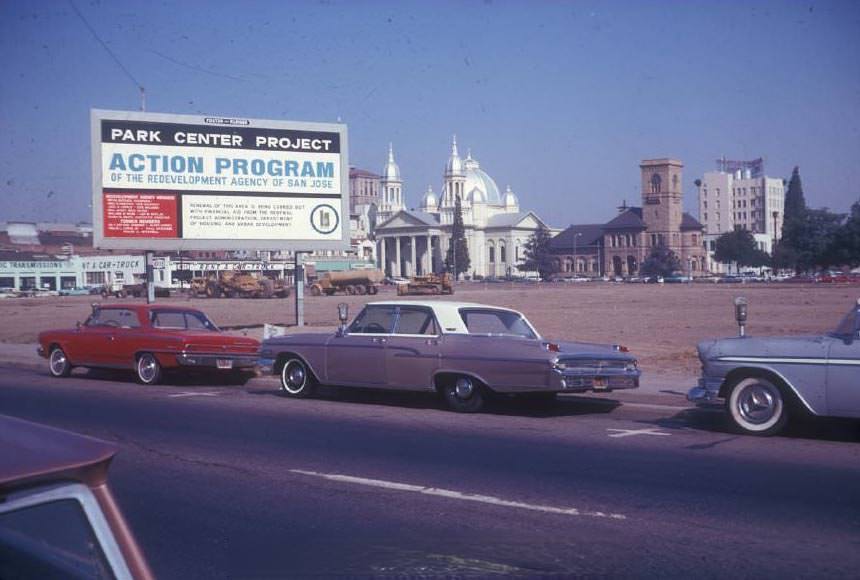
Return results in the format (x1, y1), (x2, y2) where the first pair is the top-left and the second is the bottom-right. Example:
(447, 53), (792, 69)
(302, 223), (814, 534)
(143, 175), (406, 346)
(108, 336), (116, 341)
(425, 339), (438, 346)
(372, 337), (387, 344)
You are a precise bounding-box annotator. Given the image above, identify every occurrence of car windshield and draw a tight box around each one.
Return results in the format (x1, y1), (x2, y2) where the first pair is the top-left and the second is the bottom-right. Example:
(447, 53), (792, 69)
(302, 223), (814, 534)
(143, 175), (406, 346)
(151, 310), (219, 331)
(830, 308), (859, 337)
(459, 308), (538, 339)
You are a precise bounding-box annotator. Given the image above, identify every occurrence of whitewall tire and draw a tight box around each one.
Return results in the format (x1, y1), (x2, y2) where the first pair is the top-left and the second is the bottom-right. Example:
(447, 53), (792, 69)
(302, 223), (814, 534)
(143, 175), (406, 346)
(726, 376), (788, 436)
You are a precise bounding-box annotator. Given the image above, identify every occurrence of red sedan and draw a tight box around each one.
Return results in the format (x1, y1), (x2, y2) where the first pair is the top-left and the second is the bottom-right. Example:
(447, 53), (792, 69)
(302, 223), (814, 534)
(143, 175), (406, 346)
(38, 304), (259, 385)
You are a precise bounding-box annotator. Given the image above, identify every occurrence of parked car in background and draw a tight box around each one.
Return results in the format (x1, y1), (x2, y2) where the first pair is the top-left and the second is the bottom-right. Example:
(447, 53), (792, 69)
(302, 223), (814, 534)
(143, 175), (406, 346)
(259, 300), (641, 412)
(689, 298), (860, 435)
(58, 286), (92, 296)
(0, 414), (154, 579)
(37, 304), (259, 385)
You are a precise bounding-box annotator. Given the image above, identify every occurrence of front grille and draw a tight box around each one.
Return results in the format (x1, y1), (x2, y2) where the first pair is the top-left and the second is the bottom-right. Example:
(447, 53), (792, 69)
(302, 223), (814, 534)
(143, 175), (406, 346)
(556, 358), (630, 372)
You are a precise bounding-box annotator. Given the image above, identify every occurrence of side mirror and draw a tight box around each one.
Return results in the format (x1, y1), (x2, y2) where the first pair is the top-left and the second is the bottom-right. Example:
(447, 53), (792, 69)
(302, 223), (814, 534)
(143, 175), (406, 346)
(734, 296), (748, 337)
(76, 321), (82, 330)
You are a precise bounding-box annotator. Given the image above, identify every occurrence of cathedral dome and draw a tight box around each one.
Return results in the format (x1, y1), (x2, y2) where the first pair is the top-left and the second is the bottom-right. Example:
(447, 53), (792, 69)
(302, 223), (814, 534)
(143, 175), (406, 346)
(421, 185), (439, 211)
(382, 143), (401, 181)
(462, 152), (501, 204)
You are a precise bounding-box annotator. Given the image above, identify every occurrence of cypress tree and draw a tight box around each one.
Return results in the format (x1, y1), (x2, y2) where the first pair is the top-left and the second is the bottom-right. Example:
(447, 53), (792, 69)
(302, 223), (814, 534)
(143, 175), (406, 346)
(445, 195), (471, 279)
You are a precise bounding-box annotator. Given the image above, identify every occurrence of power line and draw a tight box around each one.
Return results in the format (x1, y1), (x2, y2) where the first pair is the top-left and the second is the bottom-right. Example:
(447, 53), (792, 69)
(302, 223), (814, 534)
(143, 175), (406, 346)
(68, 0), (145, 110)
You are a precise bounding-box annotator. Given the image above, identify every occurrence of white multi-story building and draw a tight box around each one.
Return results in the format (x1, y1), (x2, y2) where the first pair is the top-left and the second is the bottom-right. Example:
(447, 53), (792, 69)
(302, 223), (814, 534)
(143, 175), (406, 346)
(697, 158), (785, 272)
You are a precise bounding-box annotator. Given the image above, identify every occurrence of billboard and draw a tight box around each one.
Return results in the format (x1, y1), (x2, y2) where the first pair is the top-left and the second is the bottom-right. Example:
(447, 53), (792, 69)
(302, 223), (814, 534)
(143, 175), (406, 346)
(91, 110), (349, 251)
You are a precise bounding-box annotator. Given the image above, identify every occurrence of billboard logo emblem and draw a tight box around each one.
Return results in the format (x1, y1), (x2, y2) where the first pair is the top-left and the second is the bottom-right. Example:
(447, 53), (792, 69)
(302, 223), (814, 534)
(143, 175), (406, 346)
(310, 204), (339, 235)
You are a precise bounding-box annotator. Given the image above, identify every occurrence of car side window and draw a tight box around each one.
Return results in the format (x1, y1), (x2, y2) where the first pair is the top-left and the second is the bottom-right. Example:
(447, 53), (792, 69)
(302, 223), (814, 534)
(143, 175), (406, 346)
(395, 308), (437, 335)
(185, 312), (211, 330)
(152, 311), (186, 329)
(348, 306), (395, 334)
(459, 309), (536, 339)
(87, 309), (140, 328)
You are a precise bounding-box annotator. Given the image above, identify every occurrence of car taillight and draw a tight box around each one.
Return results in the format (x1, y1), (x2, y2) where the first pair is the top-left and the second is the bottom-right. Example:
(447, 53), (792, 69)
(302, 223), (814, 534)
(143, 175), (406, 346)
(613, 344), (629, 352)
(545, 342), (560, 352)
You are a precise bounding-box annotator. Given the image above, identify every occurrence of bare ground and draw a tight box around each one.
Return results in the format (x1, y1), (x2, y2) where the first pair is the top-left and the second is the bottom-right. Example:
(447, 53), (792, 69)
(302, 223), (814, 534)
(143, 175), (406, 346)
(2, 282), (856, 378)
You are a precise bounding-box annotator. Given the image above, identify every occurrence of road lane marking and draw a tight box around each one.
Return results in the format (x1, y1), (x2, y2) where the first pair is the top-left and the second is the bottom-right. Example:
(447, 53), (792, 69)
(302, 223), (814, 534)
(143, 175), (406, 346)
(167, 391), (220, 398)
(606, 428), (671, 438)
(289, 469), (626, 520)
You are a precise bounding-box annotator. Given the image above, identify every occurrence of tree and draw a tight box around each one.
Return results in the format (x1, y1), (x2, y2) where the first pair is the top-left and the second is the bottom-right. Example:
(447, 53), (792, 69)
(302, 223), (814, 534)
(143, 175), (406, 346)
(773, 167), (844, 272)
(640, 245), (681, 278)
(775, 207), (843, 272)
(517, 225), (556, 280)
(713, 227), (771, 272)
(444, 195), (470, 279)
(826, 199), (860, 268)
(774, 166), (807, 273)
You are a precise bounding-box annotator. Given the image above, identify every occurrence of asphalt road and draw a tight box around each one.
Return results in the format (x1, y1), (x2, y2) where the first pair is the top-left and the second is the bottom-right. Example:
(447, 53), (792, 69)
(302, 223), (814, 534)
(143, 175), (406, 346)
(1, 365), (859, 578)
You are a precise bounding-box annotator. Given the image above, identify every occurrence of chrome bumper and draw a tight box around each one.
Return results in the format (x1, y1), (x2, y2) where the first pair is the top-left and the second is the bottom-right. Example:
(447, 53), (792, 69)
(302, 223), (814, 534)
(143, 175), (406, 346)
(175, 353), (258, 369)
(257, 357), (275, 375)
(687, 377), (723, 403)
(550, 368), (641, 393)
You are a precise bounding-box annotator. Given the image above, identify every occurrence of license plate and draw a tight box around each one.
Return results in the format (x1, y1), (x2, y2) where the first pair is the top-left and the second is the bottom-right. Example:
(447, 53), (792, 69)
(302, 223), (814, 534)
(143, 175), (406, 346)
(216, 359), (233, 369)
(593, 377), (607, 389)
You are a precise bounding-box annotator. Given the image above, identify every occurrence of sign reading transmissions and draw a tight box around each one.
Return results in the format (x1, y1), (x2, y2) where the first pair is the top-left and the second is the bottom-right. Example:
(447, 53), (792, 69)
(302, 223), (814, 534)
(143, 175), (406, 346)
(91, 110), (349, 251)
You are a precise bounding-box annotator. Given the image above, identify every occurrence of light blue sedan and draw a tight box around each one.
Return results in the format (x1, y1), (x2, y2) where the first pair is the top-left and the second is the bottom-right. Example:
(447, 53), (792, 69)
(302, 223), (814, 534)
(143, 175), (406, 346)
(689, 299), (860, 435)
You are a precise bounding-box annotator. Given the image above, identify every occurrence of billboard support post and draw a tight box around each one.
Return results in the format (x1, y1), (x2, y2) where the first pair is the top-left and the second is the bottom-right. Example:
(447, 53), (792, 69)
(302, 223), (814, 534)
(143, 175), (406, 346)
(294, 252), (306, 327)
(145, 251), (155, 304)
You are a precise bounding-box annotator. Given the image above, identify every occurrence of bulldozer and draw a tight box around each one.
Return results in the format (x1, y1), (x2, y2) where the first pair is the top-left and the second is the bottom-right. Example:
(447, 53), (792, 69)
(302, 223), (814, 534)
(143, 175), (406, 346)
(396, 273), (454, 296)
(309, 269), (383, 296)
(190, 271), (290, 299)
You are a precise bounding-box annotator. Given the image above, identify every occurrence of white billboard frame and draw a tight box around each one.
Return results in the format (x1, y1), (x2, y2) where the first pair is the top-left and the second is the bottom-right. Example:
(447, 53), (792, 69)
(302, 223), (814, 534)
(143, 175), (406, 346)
(91, 109), (350, 252)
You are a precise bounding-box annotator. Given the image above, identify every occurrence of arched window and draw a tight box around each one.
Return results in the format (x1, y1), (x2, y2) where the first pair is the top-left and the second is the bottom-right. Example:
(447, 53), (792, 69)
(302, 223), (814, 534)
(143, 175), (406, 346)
(650, 174), (662, 194)
(488, 244), (495, 264)
(499, 244), (506, 264)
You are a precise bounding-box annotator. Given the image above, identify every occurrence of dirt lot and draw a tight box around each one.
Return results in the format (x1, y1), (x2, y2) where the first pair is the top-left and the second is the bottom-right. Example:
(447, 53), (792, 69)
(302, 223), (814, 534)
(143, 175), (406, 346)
(2, 282), (856, 378)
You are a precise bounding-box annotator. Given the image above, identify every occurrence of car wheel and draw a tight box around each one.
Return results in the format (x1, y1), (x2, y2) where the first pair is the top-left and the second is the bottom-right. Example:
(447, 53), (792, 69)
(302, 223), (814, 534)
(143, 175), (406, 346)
(136, 353), (162, 385)
(280, 358), (315, 398)
(726, 376), (788, 436)
(442, 376), (485, 413)
(48, 346), (72, 377)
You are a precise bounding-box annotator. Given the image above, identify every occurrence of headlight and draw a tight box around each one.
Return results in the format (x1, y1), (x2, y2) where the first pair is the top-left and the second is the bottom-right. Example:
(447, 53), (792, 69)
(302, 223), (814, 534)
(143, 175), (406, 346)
(625, 361), (639, 372)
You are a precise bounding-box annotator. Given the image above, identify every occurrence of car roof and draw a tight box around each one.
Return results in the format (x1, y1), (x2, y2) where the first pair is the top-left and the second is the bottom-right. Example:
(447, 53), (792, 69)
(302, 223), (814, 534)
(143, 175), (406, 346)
(97, 303), (201, 312)
(0, 414), (117, 493)
(364, 300), (529, 335)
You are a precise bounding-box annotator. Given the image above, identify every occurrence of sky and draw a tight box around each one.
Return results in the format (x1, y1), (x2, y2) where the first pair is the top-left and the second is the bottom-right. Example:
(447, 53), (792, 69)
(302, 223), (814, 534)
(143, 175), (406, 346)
(1, 0), (859, 228)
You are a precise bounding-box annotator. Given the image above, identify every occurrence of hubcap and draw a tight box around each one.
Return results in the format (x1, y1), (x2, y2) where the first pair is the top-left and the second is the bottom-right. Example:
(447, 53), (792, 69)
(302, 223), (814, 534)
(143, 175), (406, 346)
(284, 362), (306, 392)
(50, 350), (66, 375)
(454, 377), (474, 399)
(737, 382), (779, 424)
(138, 356), (157, 383)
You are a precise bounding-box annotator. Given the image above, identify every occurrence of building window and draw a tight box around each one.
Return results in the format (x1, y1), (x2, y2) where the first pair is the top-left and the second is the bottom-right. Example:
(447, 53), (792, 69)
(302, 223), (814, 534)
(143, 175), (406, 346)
(489, 246), (495, 263)
(500, 245), (506, 263)
(650, 174), (662, 194)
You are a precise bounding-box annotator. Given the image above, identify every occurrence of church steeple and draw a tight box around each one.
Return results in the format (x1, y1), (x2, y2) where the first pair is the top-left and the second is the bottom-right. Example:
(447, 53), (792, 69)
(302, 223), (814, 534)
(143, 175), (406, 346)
(443, 135), (465, 212)
(380, 143), (403, 214)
